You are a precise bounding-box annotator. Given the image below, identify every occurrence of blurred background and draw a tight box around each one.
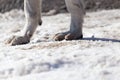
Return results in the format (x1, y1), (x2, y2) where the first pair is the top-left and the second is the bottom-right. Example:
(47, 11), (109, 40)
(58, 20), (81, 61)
(0, 0), (120, 13)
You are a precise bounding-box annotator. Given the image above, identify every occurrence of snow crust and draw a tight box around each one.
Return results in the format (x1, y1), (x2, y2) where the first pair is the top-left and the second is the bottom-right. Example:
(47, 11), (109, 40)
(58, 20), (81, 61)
(0, 9), (120, 80)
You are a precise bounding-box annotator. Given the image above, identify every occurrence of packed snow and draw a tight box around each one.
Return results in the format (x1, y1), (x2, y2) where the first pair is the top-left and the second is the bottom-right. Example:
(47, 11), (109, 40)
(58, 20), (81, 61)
(0, 9), (120, 80)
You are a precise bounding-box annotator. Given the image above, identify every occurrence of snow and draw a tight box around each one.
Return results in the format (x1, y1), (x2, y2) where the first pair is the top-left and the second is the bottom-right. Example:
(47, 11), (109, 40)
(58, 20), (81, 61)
(0, 9), (120, 80)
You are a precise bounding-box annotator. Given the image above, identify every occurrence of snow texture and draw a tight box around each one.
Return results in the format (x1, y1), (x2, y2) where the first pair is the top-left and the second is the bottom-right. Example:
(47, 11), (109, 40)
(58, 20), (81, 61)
(0, 9), (120, 80)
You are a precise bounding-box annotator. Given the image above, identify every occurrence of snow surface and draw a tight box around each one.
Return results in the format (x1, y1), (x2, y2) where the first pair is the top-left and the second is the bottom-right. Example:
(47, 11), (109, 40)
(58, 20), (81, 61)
(0, 9), (120, 80)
